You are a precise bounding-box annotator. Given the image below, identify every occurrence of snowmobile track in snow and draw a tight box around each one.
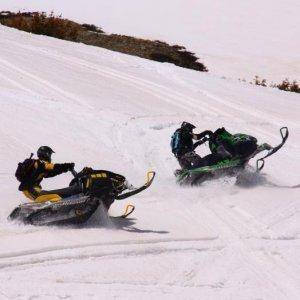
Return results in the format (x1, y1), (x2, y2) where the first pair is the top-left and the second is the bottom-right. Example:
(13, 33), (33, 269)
(0, 26), (299, 299)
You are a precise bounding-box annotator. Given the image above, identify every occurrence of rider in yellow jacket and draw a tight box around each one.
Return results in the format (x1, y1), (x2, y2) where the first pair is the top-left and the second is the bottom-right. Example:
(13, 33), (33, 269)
(19, 146), (80, 202)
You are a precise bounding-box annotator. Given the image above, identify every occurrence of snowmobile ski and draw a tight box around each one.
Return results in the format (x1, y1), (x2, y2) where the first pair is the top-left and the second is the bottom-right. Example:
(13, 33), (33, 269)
(121, 204), (135, 218)
(116, 171), (155, 200)
(111, 204), (135, 219)
(255, 127), (289, 171)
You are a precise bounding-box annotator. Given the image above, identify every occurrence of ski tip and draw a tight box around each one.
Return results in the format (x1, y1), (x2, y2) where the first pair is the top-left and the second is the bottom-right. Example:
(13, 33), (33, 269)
(122, 203), (135, 218)
(280, 127), (289, 139)
(146, 171), (156, 182)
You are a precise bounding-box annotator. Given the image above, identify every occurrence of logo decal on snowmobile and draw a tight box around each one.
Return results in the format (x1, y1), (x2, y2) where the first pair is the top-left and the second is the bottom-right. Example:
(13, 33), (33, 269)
(75, 209), (84, 216)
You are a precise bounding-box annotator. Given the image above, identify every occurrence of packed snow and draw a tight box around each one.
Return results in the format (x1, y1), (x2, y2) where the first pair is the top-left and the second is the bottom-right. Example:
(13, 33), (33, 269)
(2, 0), (300, 81)
(0, 23), (299, 299)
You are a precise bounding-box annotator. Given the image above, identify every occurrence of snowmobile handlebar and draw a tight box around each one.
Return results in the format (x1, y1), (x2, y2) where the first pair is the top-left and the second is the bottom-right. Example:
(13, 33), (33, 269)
(70, 167), (82, 190)
(70, 168), (78, 178)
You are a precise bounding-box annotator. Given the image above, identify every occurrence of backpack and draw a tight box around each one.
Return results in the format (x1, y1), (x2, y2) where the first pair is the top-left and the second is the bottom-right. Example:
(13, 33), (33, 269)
(170, 130), (182, 156)
(15, 153), (36, 183)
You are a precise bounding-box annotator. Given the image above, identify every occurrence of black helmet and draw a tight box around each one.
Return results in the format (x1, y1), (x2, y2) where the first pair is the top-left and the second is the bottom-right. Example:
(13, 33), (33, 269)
(37, 146), (55, 162)
(181, 121), (196, 132)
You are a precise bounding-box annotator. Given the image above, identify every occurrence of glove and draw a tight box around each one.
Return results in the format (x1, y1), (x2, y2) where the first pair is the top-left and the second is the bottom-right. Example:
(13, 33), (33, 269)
(193, 137), (208, 150)
(66, 162), (75, 171)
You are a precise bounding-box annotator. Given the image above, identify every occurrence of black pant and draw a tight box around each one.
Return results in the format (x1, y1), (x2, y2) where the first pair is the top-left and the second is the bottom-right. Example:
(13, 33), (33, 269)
(196, 154), (225, 167)
(178, 152), (202, 169)
(39, 185), (82, 198)
(25, 185), (82, 201)
(178, 152), (225, 170)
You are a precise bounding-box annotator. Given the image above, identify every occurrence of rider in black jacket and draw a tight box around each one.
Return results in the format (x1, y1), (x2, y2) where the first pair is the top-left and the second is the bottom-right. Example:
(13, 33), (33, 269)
(171, 122), (233, 169)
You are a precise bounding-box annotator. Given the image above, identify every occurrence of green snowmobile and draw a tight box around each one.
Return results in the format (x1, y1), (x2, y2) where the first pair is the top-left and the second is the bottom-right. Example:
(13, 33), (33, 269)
(174, 127), (289, 185)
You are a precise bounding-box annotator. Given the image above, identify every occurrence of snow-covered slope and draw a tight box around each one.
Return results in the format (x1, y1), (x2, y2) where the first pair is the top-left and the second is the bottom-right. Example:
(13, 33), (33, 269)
(2, 0), (300, 81)
(0, 25), (299, 299)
